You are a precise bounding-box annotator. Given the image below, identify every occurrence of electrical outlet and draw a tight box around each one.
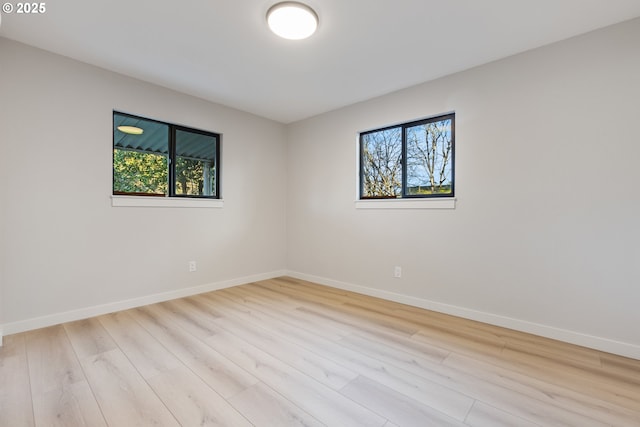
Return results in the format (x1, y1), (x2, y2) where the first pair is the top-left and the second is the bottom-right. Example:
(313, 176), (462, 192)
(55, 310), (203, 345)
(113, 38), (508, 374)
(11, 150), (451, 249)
(394, 266), (402, 278)
(188, 261), (197, 272)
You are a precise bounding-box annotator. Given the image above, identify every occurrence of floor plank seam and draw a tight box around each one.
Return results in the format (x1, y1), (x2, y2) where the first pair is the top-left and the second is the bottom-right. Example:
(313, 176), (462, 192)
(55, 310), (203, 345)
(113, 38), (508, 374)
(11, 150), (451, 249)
(4, 277), (639, 427)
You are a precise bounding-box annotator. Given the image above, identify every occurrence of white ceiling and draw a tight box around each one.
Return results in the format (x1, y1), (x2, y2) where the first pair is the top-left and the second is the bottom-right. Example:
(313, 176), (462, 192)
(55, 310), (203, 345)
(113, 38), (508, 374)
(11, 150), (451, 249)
(1, 1), (639, 123)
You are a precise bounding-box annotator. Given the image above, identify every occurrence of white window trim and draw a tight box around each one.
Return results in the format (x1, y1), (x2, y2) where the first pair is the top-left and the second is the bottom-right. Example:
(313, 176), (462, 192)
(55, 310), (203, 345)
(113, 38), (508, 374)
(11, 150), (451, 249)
(111, 195), (224, 208)
(355, 198), (455, 210)
(354, 134), (456, 210)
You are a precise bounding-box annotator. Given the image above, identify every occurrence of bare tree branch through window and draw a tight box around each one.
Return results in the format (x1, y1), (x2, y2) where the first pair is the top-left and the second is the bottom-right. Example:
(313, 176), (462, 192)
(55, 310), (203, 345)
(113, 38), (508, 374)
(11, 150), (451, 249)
(360, 113), (454, 199)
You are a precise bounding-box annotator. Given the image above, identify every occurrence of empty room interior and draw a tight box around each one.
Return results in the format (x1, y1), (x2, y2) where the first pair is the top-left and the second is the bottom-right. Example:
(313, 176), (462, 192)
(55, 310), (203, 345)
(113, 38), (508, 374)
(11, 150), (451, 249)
(1, 1), (640, 426)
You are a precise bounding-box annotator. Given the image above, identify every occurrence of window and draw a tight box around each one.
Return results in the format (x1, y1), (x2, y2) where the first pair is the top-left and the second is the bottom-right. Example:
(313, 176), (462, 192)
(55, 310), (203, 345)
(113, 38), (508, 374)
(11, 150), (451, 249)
(360, 113), (454, 199)
(113, 112), (220, 198)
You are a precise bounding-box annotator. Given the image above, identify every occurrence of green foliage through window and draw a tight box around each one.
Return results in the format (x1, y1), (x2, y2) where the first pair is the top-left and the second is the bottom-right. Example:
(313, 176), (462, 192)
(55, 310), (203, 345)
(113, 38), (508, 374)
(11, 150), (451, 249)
(113, 112), (220, 198)
(113, 149), (168, 195)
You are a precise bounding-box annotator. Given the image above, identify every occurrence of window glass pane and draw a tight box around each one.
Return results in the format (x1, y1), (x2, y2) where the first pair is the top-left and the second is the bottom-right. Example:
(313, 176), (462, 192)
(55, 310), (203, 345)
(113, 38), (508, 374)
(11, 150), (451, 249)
(174, 129), (217, 197)
(113, 113), (169, 195)
(361, 127), (402, 198)
(405, 118), (453, 196)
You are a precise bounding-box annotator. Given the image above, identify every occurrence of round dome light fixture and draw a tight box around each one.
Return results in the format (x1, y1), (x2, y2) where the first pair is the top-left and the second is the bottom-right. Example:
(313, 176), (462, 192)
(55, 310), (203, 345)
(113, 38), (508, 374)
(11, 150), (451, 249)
(267, 2), (318, 40)
(117, 126), (144, 135)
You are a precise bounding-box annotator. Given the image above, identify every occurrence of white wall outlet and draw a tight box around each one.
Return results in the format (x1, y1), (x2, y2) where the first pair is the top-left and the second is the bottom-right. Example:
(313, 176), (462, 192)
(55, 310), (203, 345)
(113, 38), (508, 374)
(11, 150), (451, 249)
(394, 266), (402, 278)
(188, 261), (197, 272)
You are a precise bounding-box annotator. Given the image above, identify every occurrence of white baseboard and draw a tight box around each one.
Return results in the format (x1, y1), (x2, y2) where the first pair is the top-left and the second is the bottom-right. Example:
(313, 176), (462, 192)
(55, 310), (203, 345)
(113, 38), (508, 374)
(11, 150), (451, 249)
(1, 270), (286, 336)
(286, 270), (640, 360)
(3, 269), (638, 360)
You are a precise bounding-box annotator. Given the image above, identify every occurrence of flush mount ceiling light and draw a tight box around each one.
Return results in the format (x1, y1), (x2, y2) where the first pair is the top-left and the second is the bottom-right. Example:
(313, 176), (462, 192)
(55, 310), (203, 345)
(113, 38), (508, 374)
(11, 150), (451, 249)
(267, 2), (318, 40)
(117, 125), (144, 135)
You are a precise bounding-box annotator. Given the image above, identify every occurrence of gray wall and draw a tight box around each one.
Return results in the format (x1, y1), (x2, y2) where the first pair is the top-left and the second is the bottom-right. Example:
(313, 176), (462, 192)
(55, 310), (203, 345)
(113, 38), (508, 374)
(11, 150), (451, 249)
(286, 18), (640, 357)
(2, 18), (639, 358)
(0, 38), (288, 332)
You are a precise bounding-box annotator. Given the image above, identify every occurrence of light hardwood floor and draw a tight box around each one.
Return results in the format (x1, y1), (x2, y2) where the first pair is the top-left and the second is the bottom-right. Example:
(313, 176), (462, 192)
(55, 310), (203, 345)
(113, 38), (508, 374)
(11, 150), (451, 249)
(1, 277), (639, 426)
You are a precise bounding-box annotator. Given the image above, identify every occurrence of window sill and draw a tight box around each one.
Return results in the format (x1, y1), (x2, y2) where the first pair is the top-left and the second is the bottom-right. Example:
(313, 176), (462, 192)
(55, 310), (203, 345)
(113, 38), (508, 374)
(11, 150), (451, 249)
(111, 195), (224, 208)
(355, 198), (456, 210)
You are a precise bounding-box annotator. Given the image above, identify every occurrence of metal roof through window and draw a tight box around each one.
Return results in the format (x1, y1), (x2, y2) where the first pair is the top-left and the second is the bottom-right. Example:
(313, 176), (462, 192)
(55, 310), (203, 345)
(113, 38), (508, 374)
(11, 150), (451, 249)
(113, 113), (217, 161)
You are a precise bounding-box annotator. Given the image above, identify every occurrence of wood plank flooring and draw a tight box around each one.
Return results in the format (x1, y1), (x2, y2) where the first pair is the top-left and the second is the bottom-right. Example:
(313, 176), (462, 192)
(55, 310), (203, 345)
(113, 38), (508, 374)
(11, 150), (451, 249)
(1, 276), (639, 426)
